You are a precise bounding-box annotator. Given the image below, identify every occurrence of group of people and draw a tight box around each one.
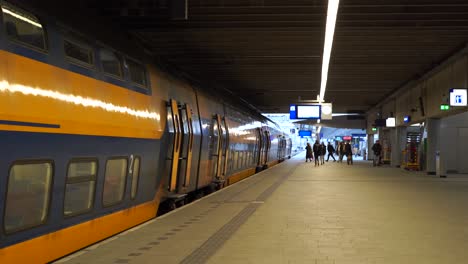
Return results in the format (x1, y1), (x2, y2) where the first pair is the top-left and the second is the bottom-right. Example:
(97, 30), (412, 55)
(305, 140), (354, 166)
(305, 139), (384, 167)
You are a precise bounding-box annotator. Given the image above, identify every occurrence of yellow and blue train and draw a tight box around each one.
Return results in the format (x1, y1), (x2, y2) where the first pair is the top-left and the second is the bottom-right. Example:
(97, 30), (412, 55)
(0, 2), (292, 263)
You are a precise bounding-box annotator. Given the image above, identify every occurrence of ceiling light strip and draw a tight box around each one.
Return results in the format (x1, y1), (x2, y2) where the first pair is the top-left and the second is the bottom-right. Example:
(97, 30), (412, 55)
(319, 0), (340, 103)
(2, 8), (42, 28)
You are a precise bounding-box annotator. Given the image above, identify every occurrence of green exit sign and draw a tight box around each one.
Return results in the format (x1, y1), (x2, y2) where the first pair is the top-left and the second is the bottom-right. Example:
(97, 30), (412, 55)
(372, 127), (377, 131)
(440, 104), (450, 111)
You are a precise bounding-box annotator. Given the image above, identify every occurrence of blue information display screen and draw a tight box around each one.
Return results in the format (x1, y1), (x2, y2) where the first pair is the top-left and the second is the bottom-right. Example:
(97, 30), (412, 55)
(298, 130), (312, 137)
(290, 104), (321, 119)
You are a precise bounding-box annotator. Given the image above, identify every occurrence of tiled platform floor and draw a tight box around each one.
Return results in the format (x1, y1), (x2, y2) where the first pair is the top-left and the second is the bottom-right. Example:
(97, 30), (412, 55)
(55, 154), (468, 264)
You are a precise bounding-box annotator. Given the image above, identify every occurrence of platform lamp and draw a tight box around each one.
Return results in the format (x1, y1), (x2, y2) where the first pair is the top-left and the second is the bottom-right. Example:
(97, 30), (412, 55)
(318, 0), (340, 103)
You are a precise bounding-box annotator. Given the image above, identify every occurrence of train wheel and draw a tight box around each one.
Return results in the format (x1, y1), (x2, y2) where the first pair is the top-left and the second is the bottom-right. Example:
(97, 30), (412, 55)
(206, 184), (216, 194)
(168, 200), (177, 211)
(178, 198), (186, 207)
(195, 191), (204, 200)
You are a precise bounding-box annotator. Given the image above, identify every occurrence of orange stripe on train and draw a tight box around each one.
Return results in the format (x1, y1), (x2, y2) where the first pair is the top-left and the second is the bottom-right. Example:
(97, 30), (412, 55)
(226, 160), (280, 186)
(0, 184), (164, 264)
(0, 50), (164, 139)
(227, 168), (256, 185)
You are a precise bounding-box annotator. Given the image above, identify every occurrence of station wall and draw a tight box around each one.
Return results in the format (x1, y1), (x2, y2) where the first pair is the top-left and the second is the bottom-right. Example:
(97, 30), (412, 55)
(366, 47), (468, 172)
(367, 51), (468, 131)
(440, 111), (468, 174)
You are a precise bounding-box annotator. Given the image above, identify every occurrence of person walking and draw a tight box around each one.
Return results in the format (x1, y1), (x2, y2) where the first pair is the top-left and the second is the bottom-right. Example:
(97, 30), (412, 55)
(320, 142), (326, 165)
(371, 140), (382, 166)
(338, 142), (345, 163)
(337, 142), (341, 162)
(345, 141), (353, 165)
(305, 142), (313, 162)
(313, 140), (321, 167)
(326, 142), (336, 162)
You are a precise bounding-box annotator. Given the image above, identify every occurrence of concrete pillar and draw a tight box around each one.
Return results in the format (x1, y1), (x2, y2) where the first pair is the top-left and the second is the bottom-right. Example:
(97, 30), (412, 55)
(378, 128), (391, 164)
(367, 134), (374, 160)
(390, 127), (407, 167)
(391, 126), (406, 167)
(426, 118), (441, 175)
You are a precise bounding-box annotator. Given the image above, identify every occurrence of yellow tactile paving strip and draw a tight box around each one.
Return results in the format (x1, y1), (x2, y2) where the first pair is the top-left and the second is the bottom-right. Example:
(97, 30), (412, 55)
(55, 156), (296, 264)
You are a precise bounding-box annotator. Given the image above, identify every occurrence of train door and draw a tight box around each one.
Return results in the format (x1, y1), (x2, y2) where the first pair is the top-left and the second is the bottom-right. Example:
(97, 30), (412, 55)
(278, 136), (286, 161)
(255, 128), (263, 171)
(262, 130), (271, 168)
(208, 115), (223, 185)
(165, 100), (195, 207)
(277, 136), (282, 160)
(220, 117), (230, 178)
(165, 99), (182, 194)
(177, 103), (194, 192)
(283, 137), (288, 159)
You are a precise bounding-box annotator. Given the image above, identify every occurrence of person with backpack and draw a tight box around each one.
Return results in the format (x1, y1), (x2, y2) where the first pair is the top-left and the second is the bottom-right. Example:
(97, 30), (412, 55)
(372, 140), (382, 166)
(345, 141), (353, 165)
(313, 140), (321, 167)
(320, 142), (326, 165)
(305, 142), (313, 162)
(338, 142), (345, 163)
(326, 142), (336, 162)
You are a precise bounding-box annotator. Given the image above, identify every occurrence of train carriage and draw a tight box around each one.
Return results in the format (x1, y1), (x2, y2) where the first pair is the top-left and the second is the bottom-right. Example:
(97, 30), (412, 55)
(0, 2), (290, 263)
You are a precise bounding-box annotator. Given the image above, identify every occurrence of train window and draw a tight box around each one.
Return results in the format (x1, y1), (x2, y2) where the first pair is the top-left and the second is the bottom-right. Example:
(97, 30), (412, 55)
(64, 40), (94, 66)
(233, 151), (239, 170)
(4, 161), (53, 234)
(1, 4), (46, 50)
(229, 150), (234, 172)
(103, 158), (128, 206)
(126, 59), (147, 87)
(242, 151), (246, 168)
(64, 160), (97, 217)
(100, 49), (123, 78)
(239, 151), (243, 169)
(131, 157), (140, 199)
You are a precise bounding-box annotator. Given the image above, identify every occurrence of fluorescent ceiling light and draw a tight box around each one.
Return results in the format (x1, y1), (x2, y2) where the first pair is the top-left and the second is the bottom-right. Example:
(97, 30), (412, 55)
(332, 113), (360, 117)
(318, 0), (340, 103)
(2, 8), (42, 28)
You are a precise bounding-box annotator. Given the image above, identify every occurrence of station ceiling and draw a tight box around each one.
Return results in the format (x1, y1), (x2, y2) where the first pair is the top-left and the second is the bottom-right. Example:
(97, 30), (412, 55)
(18, 0), (468, 114)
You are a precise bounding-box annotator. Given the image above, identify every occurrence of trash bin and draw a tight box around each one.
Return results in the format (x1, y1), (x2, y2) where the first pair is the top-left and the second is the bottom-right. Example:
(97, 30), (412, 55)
(435, 151), (446, 178)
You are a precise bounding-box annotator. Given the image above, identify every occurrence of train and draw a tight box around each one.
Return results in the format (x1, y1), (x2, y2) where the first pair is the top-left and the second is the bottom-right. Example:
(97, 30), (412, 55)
(0, 1), (292, 263)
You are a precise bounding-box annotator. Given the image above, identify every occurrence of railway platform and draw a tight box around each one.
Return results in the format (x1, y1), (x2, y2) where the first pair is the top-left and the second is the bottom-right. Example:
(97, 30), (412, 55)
(55, 154), (468, 264)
